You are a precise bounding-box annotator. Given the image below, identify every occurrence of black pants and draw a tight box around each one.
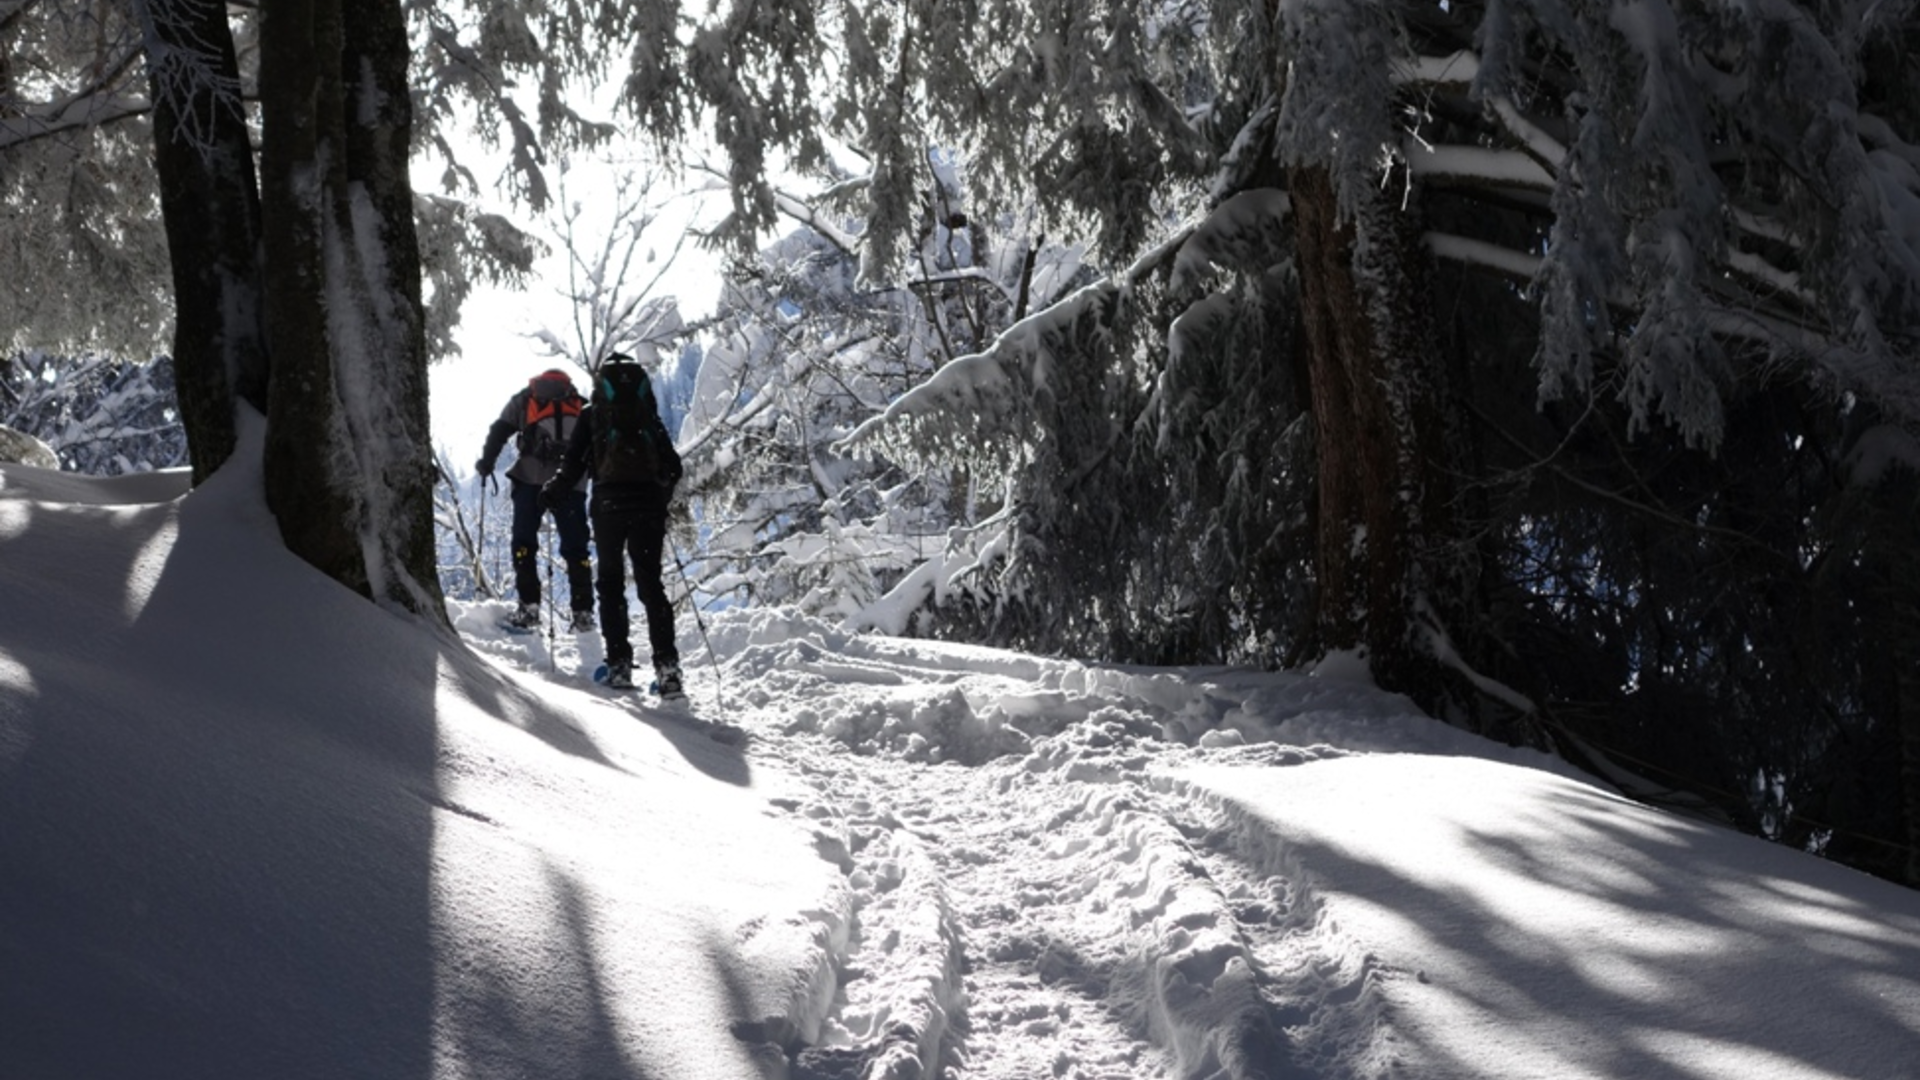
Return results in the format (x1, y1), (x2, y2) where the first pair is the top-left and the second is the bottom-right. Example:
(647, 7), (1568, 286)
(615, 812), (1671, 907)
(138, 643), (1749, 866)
(592, 506), (677, 669)
(510, 481), (592, 610)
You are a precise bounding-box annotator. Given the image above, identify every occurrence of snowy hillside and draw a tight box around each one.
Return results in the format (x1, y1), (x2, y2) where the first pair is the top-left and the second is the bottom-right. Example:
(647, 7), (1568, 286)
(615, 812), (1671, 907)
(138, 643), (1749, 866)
(3, 447), (1919, 1080)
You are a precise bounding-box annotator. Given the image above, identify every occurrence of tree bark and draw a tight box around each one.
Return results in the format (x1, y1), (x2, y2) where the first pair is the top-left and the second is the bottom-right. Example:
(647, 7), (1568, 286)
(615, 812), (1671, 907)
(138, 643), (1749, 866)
(1900, 586), (1920, 888)
(337, 0), (442, 619)
(1287, 163), (1463, 711)
(259, 0), (358, 588)
(136, 0), (270, 483)
(258, 0), (444, 619)
(1879, 469), (1920, 887)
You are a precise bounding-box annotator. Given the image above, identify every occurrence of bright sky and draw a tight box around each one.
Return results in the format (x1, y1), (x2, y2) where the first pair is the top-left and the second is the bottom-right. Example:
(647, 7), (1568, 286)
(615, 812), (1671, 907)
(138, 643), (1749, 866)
(5, 438), (1920, 1079)
(428, 166), (732, 463)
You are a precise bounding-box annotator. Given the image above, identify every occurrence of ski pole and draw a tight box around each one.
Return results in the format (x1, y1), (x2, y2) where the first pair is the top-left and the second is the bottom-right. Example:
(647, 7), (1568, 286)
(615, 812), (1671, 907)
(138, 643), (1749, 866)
(485, 475), (503, 593)
(668, 538), (721, 709)
(476, 475), (489, 598)
(545, 518), (557, 672)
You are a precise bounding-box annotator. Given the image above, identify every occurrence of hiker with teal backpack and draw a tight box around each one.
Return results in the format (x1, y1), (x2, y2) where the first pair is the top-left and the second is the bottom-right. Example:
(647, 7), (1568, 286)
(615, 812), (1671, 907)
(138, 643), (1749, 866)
(541, 353), (685, 695)
(476, 369), (596, 633)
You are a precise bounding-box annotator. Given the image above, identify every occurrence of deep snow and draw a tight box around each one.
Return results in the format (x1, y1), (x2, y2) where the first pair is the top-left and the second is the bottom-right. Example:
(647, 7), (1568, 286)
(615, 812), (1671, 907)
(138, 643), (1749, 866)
(3, 441), (1919, 1079)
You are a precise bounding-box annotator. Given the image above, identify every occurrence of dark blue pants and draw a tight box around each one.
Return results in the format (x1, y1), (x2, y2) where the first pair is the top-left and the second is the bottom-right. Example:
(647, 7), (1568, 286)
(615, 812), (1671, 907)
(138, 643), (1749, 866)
(510, 481), (592, 611)
(592, 507), (677, 669)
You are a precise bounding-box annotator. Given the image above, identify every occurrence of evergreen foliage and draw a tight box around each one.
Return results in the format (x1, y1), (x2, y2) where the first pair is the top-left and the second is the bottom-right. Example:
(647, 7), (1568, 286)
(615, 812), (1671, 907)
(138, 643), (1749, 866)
(663, 0), (1920, 883)
(681, 225), (980, 623)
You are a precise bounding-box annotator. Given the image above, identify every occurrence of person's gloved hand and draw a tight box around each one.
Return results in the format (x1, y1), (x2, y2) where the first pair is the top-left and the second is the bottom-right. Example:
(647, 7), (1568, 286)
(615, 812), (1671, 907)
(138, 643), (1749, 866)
(476, 457), (495, 478)
(537, 482), (559, 510)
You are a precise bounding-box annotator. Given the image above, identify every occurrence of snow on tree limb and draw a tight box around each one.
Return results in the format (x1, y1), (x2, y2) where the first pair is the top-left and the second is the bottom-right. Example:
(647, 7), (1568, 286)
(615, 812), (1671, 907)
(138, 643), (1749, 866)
(1391, 50), (1480, 89)
(837, 222), (1198, 466)
(1425, 232), (1542, 283)
(1404, 142), (1554, 192)
(0, 95), (150, 152)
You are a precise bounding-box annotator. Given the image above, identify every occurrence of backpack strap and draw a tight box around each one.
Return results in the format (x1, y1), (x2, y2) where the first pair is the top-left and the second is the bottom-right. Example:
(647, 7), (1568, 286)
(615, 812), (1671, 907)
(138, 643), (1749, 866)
(516, 371), (583, 463)
(524, 392), (583, 430)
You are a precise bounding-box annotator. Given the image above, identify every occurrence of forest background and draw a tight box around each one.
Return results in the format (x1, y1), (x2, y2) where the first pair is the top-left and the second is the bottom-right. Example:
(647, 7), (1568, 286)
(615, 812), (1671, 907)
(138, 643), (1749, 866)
(3, 0), (1918, 890)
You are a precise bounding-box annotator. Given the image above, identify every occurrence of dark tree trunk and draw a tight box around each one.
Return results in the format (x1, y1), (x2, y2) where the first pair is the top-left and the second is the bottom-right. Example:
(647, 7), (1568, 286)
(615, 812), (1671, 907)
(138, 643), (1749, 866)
(1881, 470), (1920, 887)
(136, 0), (270, 483)
(1287, 163), (1465, 712)
(257, 0), (443, 619)
(258, 0), (362, 590)
(338, 0), (442, 618)
(1901, 605), (1920, 888)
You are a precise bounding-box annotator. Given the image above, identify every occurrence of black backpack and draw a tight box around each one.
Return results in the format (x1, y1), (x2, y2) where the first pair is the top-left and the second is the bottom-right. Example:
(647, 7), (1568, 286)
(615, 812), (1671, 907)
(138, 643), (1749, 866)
(590, 358), (664, 484)
(518, 369), (583, 464)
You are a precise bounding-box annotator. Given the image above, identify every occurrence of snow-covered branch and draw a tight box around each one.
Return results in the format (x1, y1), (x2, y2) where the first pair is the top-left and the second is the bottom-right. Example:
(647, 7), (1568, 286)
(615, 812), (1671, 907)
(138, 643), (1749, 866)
(0, 30), (150, 153)
(769, 187), (862, 258)
(1425, 232), (1542, 283)
(1403, 141), (1555, 193)
(531, 162), (692, 370)
(0, 95), (152, 152)
(1486, 96), (1567, 173)
(840, 220), (1198, 455)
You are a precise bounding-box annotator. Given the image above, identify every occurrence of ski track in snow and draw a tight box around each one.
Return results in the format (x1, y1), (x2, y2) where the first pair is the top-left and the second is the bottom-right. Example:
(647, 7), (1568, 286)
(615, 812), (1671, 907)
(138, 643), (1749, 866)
(459, 605), (1426, 1079)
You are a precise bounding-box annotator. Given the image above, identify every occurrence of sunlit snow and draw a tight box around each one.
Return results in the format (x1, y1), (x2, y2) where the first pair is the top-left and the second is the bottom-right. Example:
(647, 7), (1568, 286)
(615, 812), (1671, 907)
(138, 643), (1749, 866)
(4, 440), (1919, 1080)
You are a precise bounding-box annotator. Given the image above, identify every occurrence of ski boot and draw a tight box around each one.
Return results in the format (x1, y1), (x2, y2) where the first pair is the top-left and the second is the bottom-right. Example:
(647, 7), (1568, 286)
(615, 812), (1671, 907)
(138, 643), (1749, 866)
(503, 602), (540, 632)
(652, 662), (685, 701)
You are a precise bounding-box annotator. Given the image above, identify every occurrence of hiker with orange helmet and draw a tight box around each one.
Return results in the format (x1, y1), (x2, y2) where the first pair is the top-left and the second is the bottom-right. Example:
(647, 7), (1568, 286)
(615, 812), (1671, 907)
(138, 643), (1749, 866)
(477, 369), (595, 632)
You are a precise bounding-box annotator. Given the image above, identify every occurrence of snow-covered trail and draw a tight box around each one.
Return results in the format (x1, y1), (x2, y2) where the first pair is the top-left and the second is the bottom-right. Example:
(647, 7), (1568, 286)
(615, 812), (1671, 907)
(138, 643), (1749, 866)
(463, 606), (1461, 1079)
(710, 619), (1428, 1080)
(461, 604), (1920, 1080)
(13, 459), (1916, 1080)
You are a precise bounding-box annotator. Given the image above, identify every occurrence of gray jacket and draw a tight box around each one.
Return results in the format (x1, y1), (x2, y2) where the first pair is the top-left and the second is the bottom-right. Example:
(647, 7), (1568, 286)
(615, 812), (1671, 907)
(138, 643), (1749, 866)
(479, 386), (589, 489)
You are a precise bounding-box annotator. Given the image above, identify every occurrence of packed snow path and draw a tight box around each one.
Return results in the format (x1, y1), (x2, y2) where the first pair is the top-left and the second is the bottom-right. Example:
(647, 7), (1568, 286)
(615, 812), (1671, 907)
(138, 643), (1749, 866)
(462, 604), (1920, 1080)
(467, 609), (1458, 1079)
(13, 461), (1918, 1080)
(716, 635), (1387, 1080)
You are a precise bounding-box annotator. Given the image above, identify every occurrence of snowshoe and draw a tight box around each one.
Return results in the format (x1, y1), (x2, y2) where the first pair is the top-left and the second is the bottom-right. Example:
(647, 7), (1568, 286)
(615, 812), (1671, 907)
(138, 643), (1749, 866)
(569, 609), (596, 633)
(594, 659), (634, 689)
(501, 602), (540, 634)
(651, 663), (686, 702)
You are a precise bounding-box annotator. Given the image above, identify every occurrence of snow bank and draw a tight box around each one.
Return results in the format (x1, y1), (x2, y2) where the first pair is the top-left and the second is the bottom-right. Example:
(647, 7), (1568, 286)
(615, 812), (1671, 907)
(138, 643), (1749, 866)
(0, 444), (842, 1080)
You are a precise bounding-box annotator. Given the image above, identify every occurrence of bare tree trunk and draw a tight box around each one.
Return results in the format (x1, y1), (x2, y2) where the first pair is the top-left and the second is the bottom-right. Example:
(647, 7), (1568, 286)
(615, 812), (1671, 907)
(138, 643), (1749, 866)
(1901, 613), (1920, 888)
(1288, 163), (1464, 711)
(338, 0), (442, 619)
(135, 0), (269, 483)
(1882, 470), (1920, 887)
(259, 0), (358, 587)
(257, 0), (444, 620)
